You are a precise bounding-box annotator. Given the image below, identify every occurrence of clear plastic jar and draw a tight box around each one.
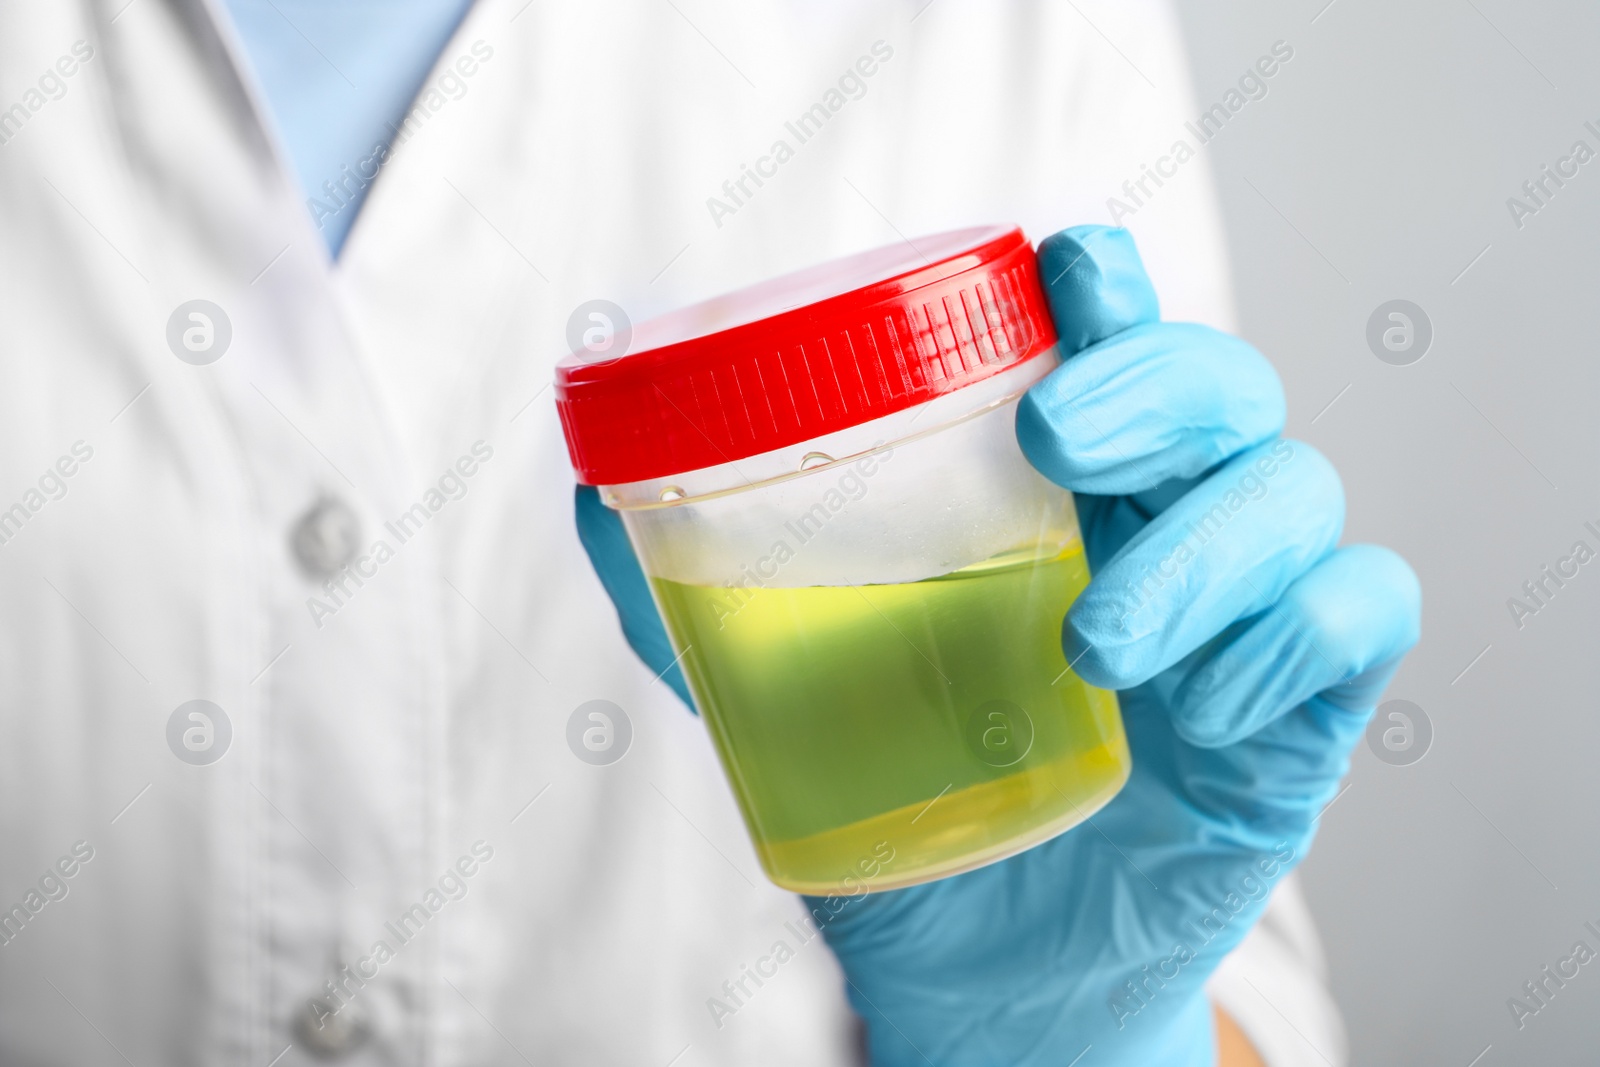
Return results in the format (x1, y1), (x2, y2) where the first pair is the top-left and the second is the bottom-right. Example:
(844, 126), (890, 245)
(556, 227), (1127, 893)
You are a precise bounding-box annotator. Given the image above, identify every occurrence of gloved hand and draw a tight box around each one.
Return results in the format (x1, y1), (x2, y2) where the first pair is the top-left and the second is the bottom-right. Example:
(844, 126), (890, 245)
(575, 225), (1421, 1066)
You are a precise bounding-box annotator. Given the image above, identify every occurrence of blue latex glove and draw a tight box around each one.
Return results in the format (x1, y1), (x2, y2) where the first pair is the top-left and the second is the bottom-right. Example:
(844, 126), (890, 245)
(575, 226), (1420, 1066)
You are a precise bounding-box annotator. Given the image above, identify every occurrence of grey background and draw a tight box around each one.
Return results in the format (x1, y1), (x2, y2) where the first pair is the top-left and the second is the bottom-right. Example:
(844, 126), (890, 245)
(1179, 1), (1600, 1063)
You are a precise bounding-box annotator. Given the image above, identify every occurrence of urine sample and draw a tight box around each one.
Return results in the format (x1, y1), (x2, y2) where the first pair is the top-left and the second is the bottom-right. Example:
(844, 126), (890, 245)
(653, 542), (1127, 892)
(556, 226), (1128, 892)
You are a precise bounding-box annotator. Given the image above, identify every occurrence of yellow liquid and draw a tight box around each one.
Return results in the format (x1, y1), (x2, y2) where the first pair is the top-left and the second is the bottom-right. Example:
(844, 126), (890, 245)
(652, 543), (1128, 894)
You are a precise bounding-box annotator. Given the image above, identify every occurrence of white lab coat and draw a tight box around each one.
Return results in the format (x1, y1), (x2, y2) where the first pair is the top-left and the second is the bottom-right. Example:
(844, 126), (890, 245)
(0, 0), (1345, 1064)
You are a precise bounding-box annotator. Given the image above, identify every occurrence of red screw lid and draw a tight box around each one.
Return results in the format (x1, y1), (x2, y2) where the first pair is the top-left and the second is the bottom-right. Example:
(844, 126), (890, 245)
(555, 225), (1056, 486)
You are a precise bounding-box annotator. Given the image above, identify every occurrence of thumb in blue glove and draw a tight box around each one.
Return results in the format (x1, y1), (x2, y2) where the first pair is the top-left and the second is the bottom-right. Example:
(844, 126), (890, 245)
(574, 481), (692, 705)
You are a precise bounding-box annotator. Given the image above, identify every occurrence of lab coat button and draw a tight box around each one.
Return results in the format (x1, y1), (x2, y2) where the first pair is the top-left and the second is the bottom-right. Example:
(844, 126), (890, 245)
(291, 497), (361, 579)
(292, 997), (371, 1059)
